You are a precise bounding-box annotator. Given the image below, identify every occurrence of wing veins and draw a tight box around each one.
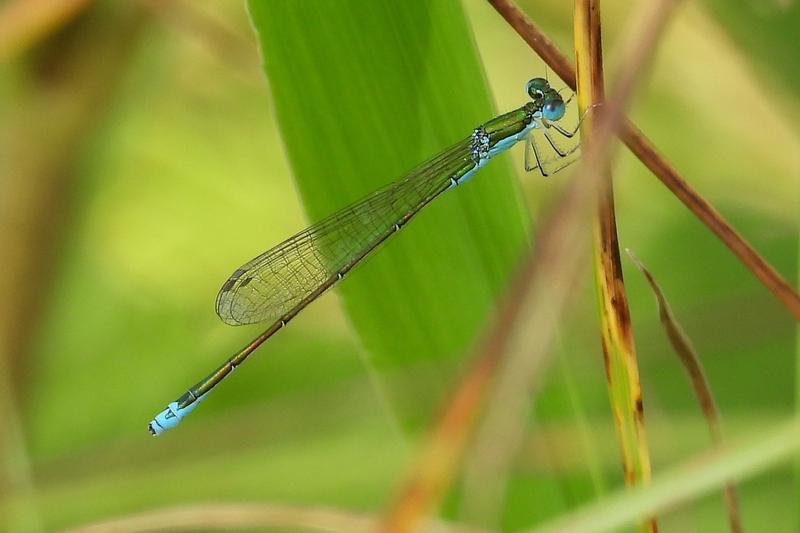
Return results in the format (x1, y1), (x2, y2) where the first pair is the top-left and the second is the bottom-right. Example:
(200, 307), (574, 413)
(216, 136), (475, 325)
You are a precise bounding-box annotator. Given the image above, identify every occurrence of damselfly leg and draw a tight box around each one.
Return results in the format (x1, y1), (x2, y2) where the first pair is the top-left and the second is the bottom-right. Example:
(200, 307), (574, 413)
(525, 133), (581, 177)
(524, 102), (600, 176)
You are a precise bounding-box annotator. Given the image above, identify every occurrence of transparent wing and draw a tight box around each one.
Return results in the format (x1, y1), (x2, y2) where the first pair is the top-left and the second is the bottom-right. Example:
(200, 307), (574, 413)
(216, 136), (475, 325)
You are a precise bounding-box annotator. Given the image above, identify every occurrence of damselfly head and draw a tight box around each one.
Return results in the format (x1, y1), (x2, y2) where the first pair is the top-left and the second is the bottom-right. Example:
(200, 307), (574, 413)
(525, 77), (550, 100)
(526, 78), (565, 121)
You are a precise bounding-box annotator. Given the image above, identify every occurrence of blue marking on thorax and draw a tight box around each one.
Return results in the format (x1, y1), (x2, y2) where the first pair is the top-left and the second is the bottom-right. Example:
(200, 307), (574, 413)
(450, 161), (482, 189)
(488, 121), (538, 159)
(450, 120), (537, 189)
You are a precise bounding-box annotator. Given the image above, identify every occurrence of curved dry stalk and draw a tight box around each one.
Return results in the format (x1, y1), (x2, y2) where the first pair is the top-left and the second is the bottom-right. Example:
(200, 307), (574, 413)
(141, 0), (258, 74)
(0, 7), (149, 531)
(627, 249), (742, 533)
(381, 1), (680, 530)
(574, 2), (655, 532)
(0, 355), (41, 532)
(487, 0), (800, 322)
(64, 503), (482, 533)
(0, 0), (92, 61)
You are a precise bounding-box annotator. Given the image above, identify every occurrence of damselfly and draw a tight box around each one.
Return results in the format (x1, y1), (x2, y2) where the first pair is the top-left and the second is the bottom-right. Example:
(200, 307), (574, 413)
(148, 77), (581, 435)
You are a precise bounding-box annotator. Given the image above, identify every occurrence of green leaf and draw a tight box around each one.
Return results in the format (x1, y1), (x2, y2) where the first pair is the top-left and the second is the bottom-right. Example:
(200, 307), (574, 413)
(247, 0), (529, 422)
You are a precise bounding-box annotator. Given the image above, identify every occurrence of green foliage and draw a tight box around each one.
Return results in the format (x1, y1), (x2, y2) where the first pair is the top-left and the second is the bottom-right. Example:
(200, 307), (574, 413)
(1, 0), (798, 531)
(247, 1), (528, 421)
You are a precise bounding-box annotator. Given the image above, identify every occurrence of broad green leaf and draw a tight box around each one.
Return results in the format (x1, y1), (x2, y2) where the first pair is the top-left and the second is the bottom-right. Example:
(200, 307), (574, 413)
(247, 1), (529, 421)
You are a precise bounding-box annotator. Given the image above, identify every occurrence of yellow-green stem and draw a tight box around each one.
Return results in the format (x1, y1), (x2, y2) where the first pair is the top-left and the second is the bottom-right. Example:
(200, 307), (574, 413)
(573, 0), (655, 531)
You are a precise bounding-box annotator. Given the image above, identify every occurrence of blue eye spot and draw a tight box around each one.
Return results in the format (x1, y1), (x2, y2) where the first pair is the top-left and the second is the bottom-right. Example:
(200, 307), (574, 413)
(542, 98), (565, 121)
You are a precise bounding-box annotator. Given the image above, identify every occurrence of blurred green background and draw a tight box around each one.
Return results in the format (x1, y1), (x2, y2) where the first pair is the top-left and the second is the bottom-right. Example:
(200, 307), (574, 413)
(0, 0), (797, 531)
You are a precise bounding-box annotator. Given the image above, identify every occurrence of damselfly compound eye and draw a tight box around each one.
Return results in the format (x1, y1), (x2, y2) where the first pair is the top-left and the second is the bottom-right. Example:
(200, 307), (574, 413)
(542, 98), (565, 121)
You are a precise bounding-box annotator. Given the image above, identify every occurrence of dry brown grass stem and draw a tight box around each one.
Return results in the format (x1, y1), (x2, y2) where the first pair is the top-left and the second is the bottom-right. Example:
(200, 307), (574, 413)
(0, 0), (93, 60)
(574, 1), (654, 531)
(487, 0), (800, 321)
(381, 0), (681, 530)
(65, 503), (483, 533)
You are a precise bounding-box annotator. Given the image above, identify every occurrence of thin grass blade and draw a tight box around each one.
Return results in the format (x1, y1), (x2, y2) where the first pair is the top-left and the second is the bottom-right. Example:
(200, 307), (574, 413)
(627, 249), (742, 533)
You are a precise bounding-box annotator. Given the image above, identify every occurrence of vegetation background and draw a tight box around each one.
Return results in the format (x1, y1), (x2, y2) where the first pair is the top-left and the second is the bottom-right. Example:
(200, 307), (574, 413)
(0, 0), (797, 531)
